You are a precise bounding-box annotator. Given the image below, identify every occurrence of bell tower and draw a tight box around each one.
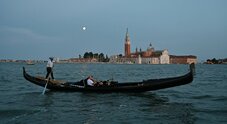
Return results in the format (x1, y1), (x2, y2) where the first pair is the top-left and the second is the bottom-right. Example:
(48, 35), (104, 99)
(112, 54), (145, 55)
(124, 28), (131, 57)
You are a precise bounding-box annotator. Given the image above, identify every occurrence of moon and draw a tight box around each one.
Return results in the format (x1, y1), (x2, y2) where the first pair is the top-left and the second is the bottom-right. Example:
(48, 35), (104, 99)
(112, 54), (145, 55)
(82, 26), (86, 31)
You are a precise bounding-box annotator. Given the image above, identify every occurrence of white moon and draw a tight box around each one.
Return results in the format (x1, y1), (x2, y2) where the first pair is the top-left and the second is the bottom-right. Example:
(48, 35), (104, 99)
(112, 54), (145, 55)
(82, 26), (86, 31)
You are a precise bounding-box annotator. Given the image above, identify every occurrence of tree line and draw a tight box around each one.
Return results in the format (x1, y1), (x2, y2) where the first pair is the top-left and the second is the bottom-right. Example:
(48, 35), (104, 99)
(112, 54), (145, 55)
(205, 58), (227, 64)
(79, 52), (109, 62)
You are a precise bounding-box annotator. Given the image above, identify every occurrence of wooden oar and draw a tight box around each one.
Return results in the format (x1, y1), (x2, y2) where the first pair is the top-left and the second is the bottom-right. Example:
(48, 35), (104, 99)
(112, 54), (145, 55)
(42, 74), (50, 95)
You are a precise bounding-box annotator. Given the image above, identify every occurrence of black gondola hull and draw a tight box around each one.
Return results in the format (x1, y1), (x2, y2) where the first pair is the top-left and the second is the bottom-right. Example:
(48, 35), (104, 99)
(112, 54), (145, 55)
(23, 64), (195, 93)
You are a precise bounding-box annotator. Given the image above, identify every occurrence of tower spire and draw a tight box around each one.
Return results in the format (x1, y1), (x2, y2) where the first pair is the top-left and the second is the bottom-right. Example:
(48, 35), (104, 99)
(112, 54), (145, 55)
(124, 28), (131, 57)
(125, 28), (130, 42)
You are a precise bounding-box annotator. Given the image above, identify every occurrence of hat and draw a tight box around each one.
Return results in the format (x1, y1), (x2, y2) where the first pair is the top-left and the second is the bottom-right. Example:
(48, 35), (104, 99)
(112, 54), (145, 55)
(49, 57), (54, 60)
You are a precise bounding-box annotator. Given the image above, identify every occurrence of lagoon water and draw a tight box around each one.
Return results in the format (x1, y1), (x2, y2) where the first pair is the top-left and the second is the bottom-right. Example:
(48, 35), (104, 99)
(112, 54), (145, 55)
(0, 63), (226, 124)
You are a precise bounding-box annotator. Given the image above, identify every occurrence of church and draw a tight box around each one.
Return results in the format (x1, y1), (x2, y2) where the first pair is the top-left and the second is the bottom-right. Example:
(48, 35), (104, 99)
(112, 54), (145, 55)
(110, 29), (197, 64)
(110, 29), (170, 64)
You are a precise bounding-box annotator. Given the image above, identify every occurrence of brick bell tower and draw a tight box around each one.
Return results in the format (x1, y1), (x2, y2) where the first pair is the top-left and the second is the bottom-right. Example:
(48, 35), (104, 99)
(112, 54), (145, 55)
(124, 28), (131, 57)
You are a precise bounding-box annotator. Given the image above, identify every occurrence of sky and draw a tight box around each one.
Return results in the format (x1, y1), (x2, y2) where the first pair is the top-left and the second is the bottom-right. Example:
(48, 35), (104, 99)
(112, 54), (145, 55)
(0, 0), (226, 62)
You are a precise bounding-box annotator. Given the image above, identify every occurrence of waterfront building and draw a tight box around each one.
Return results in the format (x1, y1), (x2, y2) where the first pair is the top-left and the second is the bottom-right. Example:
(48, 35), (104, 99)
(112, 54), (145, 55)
(59, 58), (98, 63)
(170, 55), (197, 64)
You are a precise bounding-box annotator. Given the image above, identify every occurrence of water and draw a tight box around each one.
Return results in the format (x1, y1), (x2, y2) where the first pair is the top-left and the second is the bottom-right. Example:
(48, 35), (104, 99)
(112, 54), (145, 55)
(0, 63), (226, 124)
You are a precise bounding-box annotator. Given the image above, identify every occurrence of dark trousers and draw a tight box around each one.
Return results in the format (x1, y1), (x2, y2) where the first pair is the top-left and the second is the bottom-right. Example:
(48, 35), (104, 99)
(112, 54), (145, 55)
(46, 67), (54, 79)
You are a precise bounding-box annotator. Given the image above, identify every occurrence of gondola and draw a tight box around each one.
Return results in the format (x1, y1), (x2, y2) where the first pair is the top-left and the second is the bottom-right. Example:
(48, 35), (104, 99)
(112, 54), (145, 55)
(23, 63), (195, 93)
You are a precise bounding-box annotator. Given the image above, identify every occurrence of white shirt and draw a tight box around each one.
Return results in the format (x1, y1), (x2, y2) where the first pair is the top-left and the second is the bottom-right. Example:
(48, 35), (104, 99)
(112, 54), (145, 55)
(87, 79), (94, 86)
(47, 60), (54, 68)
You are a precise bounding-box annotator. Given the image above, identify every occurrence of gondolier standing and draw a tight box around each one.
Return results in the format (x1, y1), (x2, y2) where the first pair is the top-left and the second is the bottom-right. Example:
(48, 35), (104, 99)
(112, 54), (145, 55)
(46, 57), (54, 80)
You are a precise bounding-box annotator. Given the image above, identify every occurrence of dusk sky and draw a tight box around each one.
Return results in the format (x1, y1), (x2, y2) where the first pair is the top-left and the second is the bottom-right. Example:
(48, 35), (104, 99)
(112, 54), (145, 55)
(0, 0), (226, 62)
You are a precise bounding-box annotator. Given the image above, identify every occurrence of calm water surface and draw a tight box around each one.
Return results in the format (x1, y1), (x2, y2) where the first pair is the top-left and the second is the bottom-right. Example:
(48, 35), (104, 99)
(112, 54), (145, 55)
(0, 63), (226, 124)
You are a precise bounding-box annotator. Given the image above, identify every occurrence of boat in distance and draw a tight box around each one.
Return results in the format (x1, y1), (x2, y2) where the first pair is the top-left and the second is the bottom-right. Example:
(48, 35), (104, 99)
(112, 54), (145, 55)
(23, 63), (195, 93)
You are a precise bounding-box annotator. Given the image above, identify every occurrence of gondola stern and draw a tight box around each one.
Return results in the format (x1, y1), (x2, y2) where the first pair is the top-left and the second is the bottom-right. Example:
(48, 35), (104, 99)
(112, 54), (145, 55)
(22, 66), (46, 87)
(22, 66), (27, 78)
(189, 63), (196, 76)
(23, 66), (25, 73)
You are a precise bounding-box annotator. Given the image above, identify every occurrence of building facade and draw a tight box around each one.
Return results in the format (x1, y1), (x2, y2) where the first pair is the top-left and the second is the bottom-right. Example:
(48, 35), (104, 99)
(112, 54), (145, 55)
(170, 55), (197, 64)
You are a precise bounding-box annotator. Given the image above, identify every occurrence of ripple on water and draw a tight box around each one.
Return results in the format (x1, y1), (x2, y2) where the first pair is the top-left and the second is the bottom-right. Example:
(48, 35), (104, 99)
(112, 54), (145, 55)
(0, 63), (227, 124)
(0, 109), (43, 123)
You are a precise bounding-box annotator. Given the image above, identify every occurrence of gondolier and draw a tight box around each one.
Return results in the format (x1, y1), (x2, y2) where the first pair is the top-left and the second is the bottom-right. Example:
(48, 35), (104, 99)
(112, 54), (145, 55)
(46, 57), (54, 80)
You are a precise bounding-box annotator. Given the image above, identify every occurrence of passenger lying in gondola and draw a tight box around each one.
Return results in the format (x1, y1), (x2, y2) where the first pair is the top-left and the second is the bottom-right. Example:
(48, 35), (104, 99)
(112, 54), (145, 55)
(87, 75), (97, 86)
(86, 76), (118, 87)
(86, 75), (105, 86)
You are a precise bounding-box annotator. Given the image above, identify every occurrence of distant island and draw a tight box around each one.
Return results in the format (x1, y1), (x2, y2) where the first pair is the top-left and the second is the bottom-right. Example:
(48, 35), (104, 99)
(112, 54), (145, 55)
(204, 58), (227, 64)
(60, 52), (110, 63)
(0, 52), (110, 64)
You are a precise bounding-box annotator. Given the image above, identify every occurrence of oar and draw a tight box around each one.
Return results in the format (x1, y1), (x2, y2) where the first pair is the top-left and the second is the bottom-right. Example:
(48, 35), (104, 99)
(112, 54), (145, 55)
(42, 74), (50, 95)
